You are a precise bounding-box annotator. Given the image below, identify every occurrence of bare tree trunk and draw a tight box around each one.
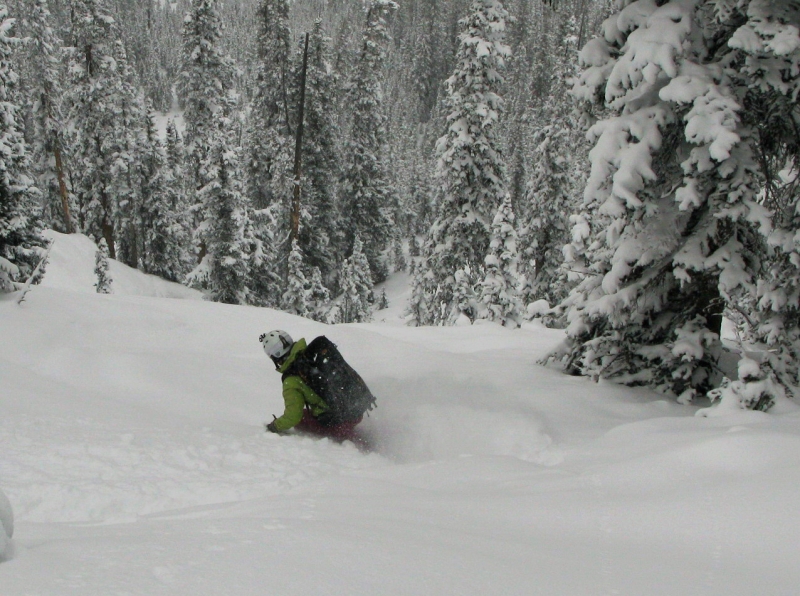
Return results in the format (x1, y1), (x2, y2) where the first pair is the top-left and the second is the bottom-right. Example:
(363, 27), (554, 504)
(290, 32), (310, 244)
(53, 142), (73, 233)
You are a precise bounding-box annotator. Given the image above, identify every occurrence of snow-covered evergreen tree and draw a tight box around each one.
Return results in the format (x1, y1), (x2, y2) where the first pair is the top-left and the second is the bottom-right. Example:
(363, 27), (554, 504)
(550, 0), (770, 402)
(139, 102), (189, 282)
(518, 15), (585, 309)
(389, 235), (406, 273)
(245, 0), (292, 211)
(338, 234), (373, 323)
(163, 118), (195, 276)
(294, 20), (341, 284)
(187, 116), (250, 305)
(110, 38), (147, 270)
(164, 118), (185, 182)
(179, 0), (237, 208)
(409, 0), (511, 326)
(341, 0), (398, 283)
(246, 207), (282, 308)
(377, 287), (389, 310)
(306, 265), (332, 322)
(69, 0), (140, 260)
(479, 194), (523, 327)
(26, 0), (73, 234)
(0, 5), (48, 293)
(724, 0), (800, 406)
(94, 237), (112, 294)
(281, 238), (310, 317)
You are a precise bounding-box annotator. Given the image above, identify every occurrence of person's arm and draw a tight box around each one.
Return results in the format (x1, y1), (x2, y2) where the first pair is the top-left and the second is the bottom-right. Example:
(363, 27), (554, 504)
(271, 376), (306, 431)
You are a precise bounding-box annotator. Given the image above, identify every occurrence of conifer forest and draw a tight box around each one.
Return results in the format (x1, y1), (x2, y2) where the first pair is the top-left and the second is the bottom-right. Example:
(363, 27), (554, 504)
(2, 0), (800, 411)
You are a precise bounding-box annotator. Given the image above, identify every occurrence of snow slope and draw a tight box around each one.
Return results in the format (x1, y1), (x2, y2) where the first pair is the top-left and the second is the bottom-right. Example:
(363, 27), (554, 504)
(1, 235), (800, 594)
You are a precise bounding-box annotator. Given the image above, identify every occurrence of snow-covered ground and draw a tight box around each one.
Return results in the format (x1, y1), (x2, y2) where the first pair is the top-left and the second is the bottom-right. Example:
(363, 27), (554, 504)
(1, 233), (800, 594)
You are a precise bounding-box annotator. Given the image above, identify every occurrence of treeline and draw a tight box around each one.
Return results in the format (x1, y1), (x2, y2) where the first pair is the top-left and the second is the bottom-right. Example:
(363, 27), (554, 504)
(2, 0), (598, 317)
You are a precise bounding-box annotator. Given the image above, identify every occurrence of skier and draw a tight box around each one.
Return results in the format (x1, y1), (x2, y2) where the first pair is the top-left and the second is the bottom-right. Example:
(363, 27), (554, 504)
(259, 330), (373, 443)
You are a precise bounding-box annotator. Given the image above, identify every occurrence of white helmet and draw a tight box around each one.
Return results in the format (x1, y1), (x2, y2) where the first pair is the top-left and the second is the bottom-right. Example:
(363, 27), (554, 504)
(259, 330), (294, 360)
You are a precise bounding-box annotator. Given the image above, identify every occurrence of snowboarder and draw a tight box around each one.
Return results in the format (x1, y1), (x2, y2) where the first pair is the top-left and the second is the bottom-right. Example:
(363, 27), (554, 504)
(259, 330), (375, 443)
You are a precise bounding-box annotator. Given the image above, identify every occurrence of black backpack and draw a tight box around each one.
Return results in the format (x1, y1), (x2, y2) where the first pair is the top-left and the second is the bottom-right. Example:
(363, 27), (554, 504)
(283, 336), (376, 426)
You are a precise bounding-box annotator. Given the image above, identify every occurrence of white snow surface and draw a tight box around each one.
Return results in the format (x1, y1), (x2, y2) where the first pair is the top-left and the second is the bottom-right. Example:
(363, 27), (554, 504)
(1, 234), (800, 594)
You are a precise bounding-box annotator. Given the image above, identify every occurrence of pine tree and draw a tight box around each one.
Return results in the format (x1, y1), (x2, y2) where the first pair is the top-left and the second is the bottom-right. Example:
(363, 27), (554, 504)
(164, 119), (185, 179)
(550, 0), (770, 402)
(389, 235), (407, 273)
(479, 194), (523, 327)
(187, 116), (250, 305)
(518, 14), (585, 309)
(723, 0), (800, 406)
(338, 235), (374, 323)
(139, 102), (189, 282)
(307, 266), (332, 322)
(69, 0), (140, 260)
(245, 0), (292, 211)
(294, 20), (341, 284)
(111, 38), (147, 270)
(0, 5), (48, 293)
(94, 237), (112, 294)
(409, 0), (511, 326)
(377, 287), (389, 310)
(163, 118), (194, 277)
(281, 238), (310, 317)
(26, 0), (73, 234)
(451, 265), (480, 324)
(341, 0), (398, 283)
(179, 0), (237, 210)
(246, 207), (282, 307)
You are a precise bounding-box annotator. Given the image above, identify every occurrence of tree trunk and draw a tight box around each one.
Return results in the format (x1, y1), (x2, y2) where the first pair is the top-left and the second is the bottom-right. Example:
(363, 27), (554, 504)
(290, 32), (310, 245)
(53, 142), (73, 233)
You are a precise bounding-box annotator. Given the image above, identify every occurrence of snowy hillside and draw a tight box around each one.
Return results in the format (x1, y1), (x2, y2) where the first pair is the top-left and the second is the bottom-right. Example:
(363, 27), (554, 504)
(1, 237), (800, 594)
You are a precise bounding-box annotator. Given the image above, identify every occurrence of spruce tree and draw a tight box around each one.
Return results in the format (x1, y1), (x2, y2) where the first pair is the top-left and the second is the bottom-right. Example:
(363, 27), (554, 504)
(187, 116), (250, 305)
(245, 0), (292, 211)
(307, 266), (331, 322)
(409, 0), (511, 326)
(0, 5), (48, 293)
(338, 235), (374, 323)
(139, 102), (189, 282)
(377, 287), (389, 310)
(341, 0), (398, 283)
(111, 38), (147, 270)
(179, 0), (237, 211)
(479, 194), (523, 327)
(518, 15), (585, 309)
(27, 0), (73, 234)
(69, 0), (140, 260)
(723, 0), (800, 407)
(550, 0), (769, 402)
(242, 0), (290, 306)
(282, 238), (310, 317)
(94, 237), (112, 294)
(389, 235), (407, 273)
(163, 118), (194, 277)
(164, 119), (185, 181)
(246, 207), (282, 308)
(294, 20), (341, 284)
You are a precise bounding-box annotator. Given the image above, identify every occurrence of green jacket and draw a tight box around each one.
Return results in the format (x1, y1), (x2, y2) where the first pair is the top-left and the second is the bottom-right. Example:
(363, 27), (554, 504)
(272, 338), (329, 431)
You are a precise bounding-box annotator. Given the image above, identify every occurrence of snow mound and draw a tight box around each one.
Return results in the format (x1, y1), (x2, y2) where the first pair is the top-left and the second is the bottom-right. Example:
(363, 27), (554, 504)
(41, 231), (201, 299)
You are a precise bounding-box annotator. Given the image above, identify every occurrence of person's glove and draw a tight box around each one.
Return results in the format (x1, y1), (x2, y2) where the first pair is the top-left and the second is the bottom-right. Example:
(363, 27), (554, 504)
(265, 416), (280, 434)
